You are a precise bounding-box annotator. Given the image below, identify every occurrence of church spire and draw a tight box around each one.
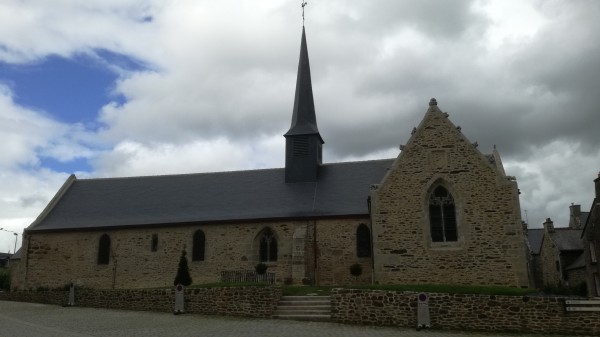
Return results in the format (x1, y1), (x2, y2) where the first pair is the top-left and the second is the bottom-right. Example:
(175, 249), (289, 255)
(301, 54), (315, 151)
(284, 26), (324, 183)
(284, 26), (322, 139)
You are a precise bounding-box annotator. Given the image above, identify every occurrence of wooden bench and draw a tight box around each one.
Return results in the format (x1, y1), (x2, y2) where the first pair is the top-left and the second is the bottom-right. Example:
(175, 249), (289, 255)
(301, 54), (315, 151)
(565, 299), (600, 312)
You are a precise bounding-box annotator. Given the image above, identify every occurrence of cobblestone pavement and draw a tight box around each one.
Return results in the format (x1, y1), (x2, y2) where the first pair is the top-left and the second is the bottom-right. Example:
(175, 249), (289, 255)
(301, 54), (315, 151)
(0, 301), (589, 337)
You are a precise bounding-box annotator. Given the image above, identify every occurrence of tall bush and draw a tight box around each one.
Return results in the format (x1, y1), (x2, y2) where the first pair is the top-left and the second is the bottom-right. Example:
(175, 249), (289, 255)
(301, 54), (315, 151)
(0, 268), (10, 290)
(174, 250), (192, 286)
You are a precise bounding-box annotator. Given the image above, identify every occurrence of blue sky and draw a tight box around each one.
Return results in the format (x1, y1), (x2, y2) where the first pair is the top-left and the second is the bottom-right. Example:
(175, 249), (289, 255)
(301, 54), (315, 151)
(0, 0), (599, 252)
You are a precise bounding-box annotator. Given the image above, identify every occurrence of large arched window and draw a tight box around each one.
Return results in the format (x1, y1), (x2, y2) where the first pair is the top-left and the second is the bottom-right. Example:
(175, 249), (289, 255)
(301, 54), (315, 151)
(429, 186), (457, 242)
(356, 224), (372, 257)
(259, 228), (278, 262)
(97, 234), (111, 265)
(192, 230), (206, 261)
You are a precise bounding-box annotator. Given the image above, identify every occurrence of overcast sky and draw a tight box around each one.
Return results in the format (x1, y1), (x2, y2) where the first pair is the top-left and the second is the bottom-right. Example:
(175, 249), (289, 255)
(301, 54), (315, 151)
(0, 0), (599, 253)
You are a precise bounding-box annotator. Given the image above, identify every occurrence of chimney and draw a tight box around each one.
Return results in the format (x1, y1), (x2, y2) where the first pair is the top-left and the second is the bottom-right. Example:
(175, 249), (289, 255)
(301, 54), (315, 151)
(543, 218), (555, 233)
(569, 203), (582, 229)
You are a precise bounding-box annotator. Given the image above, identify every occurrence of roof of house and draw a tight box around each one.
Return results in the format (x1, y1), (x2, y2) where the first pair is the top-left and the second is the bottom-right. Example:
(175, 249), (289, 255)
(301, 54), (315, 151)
(582, 197), (598, 236)
(581, 211), (590, 226)
(551, 228), (584, 251)
(28, 159), (394, 232)
(527, 228), (544, 254)
(10, 248), (21, 260)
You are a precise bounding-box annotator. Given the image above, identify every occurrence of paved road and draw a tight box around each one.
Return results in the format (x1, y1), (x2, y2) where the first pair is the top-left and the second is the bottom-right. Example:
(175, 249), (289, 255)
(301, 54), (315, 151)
(0, 301), (588, 337)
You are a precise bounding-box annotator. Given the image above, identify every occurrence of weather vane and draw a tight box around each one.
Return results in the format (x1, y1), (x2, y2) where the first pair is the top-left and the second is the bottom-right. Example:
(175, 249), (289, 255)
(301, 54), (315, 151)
(302, 1), (308, 25)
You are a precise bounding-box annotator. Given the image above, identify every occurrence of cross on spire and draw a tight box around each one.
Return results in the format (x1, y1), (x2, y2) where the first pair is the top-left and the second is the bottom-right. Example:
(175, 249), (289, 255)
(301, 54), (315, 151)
(302, 1), (307, 26)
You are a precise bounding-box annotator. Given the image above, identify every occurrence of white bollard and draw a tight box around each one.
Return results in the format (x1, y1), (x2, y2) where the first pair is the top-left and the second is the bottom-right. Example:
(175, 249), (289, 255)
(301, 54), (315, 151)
(416, 292), (431, 330)
(67, 282), (75, 306)
(174, 284), (185, 314)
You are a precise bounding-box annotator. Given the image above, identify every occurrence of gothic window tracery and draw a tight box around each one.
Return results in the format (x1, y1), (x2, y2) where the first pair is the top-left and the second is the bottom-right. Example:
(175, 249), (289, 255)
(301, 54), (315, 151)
(429, 186), (457, 242)
(259, 228), (278, 262)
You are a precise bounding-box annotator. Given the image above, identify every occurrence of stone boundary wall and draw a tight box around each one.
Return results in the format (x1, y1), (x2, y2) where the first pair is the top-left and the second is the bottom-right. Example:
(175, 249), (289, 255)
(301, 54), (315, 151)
(0, 286), (281, 318)
(331, 288), (599, 336)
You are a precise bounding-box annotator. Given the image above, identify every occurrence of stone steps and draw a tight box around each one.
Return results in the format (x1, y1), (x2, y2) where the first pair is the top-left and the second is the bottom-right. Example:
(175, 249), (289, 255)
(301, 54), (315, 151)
(273, 295), (331, 321)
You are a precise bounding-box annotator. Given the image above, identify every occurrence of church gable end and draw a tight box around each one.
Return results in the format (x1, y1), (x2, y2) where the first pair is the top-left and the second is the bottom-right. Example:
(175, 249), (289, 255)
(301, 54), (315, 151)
(371, 98), (529, 287)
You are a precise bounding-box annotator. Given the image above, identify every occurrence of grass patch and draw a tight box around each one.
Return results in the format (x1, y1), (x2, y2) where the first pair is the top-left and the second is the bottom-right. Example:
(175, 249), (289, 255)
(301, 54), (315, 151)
(283, 286), (334, 296)
(345, 284), (535, 296)
(188, 282), (272, 288)
(282, 284), (535, 296)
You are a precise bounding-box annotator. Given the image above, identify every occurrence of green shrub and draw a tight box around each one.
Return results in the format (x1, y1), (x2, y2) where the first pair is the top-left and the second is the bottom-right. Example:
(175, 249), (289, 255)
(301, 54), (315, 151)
(349, 263), (363, 277)
(543, 282), (587, 297)
(174, 250), (192, 286)
(255, 263), (268, 275)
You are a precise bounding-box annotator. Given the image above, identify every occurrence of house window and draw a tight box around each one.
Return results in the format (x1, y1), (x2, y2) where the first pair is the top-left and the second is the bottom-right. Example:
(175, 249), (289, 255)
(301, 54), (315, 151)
(429, 186), (457, 242)
(192, 230), (205, 261)
(151, 234), (158, 252)
(259, 228), (278, 262)
(356, 224), (371, 258)
(595, 273), (600, 297)
(591, 242), (597, 263)
(97, 234), (110, 265)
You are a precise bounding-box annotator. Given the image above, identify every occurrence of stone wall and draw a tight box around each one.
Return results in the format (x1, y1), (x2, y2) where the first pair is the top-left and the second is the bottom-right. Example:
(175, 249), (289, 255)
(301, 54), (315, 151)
(539, 229), (561, 286)
(0, 286), (281, 318)
(17, 216), (373, 290)
(18, 221), (301, 290)
(311, 219), (373, 286)
(582, 197), (600, 297)
(370, 102), (529, 287)
(331, 288), (600, 336)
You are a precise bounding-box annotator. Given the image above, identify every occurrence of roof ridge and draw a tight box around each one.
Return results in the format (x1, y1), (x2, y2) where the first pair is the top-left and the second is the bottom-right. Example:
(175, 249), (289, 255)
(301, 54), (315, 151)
(322, 158), (394, 167)
(78, 158), (396, 182)
(78, 167), (286, 182)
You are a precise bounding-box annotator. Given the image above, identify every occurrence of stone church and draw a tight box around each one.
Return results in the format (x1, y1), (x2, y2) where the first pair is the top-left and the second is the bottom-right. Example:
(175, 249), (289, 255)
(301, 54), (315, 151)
(12, 27), (530, 290)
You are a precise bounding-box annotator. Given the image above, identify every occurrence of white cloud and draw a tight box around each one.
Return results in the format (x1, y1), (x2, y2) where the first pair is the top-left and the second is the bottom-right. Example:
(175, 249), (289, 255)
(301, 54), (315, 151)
(0, 0), (161, 63)
(505, 141), (600, 228)
(92, 136), (284, 178)
(0, 0), (598, 252)
(0, 169), (69, 252)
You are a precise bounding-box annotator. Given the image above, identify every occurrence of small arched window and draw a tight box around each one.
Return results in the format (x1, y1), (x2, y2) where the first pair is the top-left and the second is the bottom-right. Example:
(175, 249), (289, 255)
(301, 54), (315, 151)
(356, 224), (372, 258)
(97, 234), (111, 265)
(259, 228), (278, 262)
(429, 186), (457, 242)
(151, 234), (158, 252)
(192, 230), (205, 261)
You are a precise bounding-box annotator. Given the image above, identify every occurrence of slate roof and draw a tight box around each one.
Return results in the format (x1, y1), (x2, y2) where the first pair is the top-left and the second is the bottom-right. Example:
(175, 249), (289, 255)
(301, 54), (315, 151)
(28, 159), (394, 232)
(10, 248), (22, 260)
(581, 211), (590, 227)
(551, 228), (584, 251)
(526, 228), (544, 254)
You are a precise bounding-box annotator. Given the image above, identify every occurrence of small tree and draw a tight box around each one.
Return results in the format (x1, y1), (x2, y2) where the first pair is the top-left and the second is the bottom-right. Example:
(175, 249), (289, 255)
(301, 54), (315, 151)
(174, 250), (192, 286)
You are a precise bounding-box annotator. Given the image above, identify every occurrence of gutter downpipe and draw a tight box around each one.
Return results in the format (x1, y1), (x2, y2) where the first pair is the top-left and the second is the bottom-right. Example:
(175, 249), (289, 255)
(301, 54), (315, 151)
(368, 196), (375, 285)
(311, 181), (319, 286)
